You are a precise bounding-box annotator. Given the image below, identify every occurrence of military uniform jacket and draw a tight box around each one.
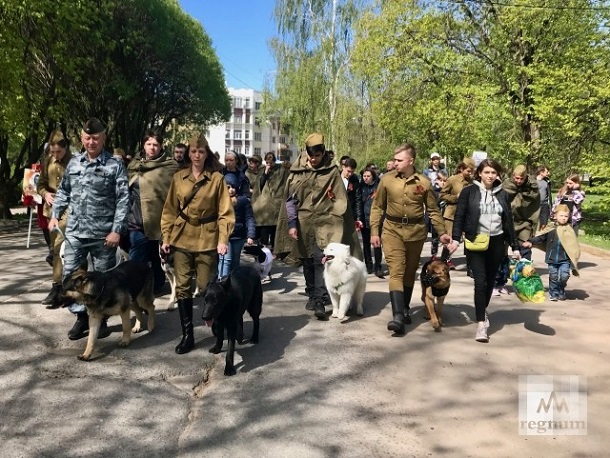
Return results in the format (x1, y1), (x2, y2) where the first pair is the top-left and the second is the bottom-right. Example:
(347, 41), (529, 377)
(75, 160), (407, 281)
(37, 151), (73, 218)
(245, 167), (262, 198)
(274, 151), (362, 260)
(252, 163), (290, 226)
(51, 150), (129, 238)
(439, 174), (471, 221)
(502, 176), (540, 242)
(161, 168), (235, 252)
(370, 171), (446, 241)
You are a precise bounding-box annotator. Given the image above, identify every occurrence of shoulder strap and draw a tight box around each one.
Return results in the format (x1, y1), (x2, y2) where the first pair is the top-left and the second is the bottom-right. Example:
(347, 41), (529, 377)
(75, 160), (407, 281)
(180, 179), (205, 212)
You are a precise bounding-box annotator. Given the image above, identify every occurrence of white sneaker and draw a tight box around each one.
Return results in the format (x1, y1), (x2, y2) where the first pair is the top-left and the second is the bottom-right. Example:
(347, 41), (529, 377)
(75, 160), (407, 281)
(499, 286), (509, 294)
(492, 288), (501, 297)
(484, 313), (490, 330)
(475, 322), (489, 343)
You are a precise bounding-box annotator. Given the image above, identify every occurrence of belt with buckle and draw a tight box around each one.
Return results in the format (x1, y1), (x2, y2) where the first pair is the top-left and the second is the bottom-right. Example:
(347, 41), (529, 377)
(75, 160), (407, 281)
(385, 214), (424, 225)
(179, 212), (218, 226)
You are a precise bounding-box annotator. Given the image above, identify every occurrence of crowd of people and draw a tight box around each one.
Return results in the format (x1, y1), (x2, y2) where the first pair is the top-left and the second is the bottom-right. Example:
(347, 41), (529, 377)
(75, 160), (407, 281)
(34, 117), (584, 350)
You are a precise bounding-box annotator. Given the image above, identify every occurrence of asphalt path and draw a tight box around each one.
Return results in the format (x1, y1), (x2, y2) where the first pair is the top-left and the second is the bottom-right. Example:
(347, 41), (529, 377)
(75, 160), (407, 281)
(1, 225), (609, 457)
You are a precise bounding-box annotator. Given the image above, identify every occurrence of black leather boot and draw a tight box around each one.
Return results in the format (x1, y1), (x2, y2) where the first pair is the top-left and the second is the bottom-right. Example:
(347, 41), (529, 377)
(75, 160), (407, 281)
(45, 249), (54, 267)
(68, 312), (89, 340)
(403, 286), (413, 324)
(374, 264), (385, 278)
(42, 283), (62, 308)
(302, 258), (316, 310)
(387, 291), (406, 335)
(175, 298), (195, 354)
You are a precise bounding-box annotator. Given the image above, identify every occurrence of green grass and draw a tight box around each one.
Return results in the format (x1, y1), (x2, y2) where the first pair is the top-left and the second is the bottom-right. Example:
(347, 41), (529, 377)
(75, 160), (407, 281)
(581, 197), (610, 250)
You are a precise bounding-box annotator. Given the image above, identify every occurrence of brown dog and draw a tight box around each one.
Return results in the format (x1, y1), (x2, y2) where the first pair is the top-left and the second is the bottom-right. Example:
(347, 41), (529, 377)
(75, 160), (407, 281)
(420, 259), (451, 331)
(62, 261), (155, 360)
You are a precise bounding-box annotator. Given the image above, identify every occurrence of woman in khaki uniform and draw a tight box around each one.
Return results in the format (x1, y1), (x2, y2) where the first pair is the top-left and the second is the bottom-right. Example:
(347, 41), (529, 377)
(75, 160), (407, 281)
(438, 158), (475, 265)
(37, 130), (73, 308)
(160, 133), (235, 354)
(370, 143), (450, 335)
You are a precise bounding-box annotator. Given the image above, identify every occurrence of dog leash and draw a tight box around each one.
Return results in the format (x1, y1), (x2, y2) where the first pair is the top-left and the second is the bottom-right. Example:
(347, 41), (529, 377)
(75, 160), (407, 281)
(216, 255), (227, 282)
(51, 226), (111, 249)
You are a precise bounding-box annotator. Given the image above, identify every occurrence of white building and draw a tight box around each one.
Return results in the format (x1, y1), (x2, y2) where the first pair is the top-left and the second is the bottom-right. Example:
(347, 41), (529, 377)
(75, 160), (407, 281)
(207, 87), (298, 162)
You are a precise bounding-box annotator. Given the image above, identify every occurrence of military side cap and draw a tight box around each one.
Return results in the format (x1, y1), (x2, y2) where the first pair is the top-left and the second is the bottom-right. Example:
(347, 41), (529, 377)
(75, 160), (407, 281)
(188, 132), (209, 148)
(305, 133), (324, 148)
(463, 157), (476, 169)
(513, 164), (527, 177)
(83, 117), (106, 134)
(48, 130), (66, 145)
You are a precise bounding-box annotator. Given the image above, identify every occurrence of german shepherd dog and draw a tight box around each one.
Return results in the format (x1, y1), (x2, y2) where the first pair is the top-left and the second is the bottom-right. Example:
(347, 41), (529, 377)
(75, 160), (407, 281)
(159, 248), (178, 310)
(420, 259), (451, 331)
(200, 265), (262, 376)
(63, 261), (156, 360)
(160, 247), (200, 310)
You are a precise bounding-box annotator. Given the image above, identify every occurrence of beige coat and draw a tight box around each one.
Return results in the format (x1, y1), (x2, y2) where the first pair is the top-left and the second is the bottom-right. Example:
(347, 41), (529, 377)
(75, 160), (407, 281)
(161, 168), (235, 252)
(37, 152), (73, 218)
(439, 173), (471, 221)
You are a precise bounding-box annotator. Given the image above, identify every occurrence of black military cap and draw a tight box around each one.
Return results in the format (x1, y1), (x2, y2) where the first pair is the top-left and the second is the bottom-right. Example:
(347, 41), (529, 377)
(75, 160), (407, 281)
(82, 117), (106, 135)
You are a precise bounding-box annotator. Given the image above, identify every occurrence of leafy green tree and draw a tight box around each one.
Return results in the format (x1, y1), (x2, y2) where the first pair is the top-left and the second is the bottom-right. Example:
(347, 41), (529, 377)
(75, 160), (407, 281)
(0, 0), (229, 218)
(269, 0), (366, 150)
(352, 0), (610, 172)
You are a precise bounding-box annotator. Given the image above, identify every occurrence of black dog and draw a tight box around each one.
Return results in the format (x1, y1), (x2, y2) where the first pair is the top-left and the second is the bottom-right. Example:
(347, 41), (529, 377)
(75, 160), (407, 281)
(200, 265), (262, 376)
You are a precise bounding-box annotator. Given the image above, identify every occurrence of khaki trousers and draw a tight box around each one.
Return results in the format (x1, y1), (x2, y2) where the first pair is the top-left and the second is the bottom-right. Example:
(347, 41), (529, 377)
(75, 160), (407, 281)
(173, 248), (217, 299)
(381, 230), (425, 291)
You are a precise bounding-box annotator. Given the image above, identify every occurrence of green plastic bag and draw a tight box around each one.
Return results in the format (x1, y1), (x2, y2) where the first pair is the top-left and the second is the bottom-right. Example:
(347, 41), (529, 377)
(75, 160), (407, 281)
(509, 259), (545, 303)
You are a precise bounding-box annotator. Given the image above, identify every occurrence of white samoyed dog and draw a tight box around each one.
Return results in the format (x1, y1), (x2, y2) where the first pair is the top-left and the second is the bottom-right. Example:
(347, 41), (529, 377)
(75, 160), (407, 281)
(321, 242), (367, 321)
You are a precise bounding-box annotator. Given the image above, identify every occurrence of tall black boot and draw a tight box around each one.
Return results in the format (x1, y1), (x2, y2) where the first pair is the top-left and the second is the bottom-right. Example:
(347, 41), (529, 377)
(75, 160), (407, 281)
(175, 298), (195, 354)
(42, 229), (53, 266)
(302, 258), (316, 310)
(402, 286), (413, 324)
(387, 291), (406, 335)
(42, 283), (62, 308)
(373, 247), (384, 278)
(68, 312), (89, 340)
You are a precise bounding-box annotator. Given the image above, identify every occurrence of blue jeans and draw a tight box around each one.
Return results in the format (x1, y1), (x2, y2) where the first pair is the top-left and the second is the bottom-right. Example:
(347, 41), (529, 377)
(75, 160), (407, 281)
(63, 236), (118, 314)
(218, 238), (247, 278)
(129, 230), (165, 291)
(548, 261), (570, 299)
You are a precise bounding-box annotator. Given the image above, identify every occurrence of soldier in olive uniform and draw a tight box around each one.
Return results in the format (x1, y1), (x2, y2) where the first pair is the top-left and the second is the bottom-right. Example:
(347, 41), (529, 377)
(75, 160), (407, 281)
(160, 133), (235, 354)
(252, 151), (290, 249)
(48, 118), (130, 340)
(245, 154), (263, 197)
(370, 143), (451, 335)
(37, 130), (73, 308)
(275, 133), (362, 319)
